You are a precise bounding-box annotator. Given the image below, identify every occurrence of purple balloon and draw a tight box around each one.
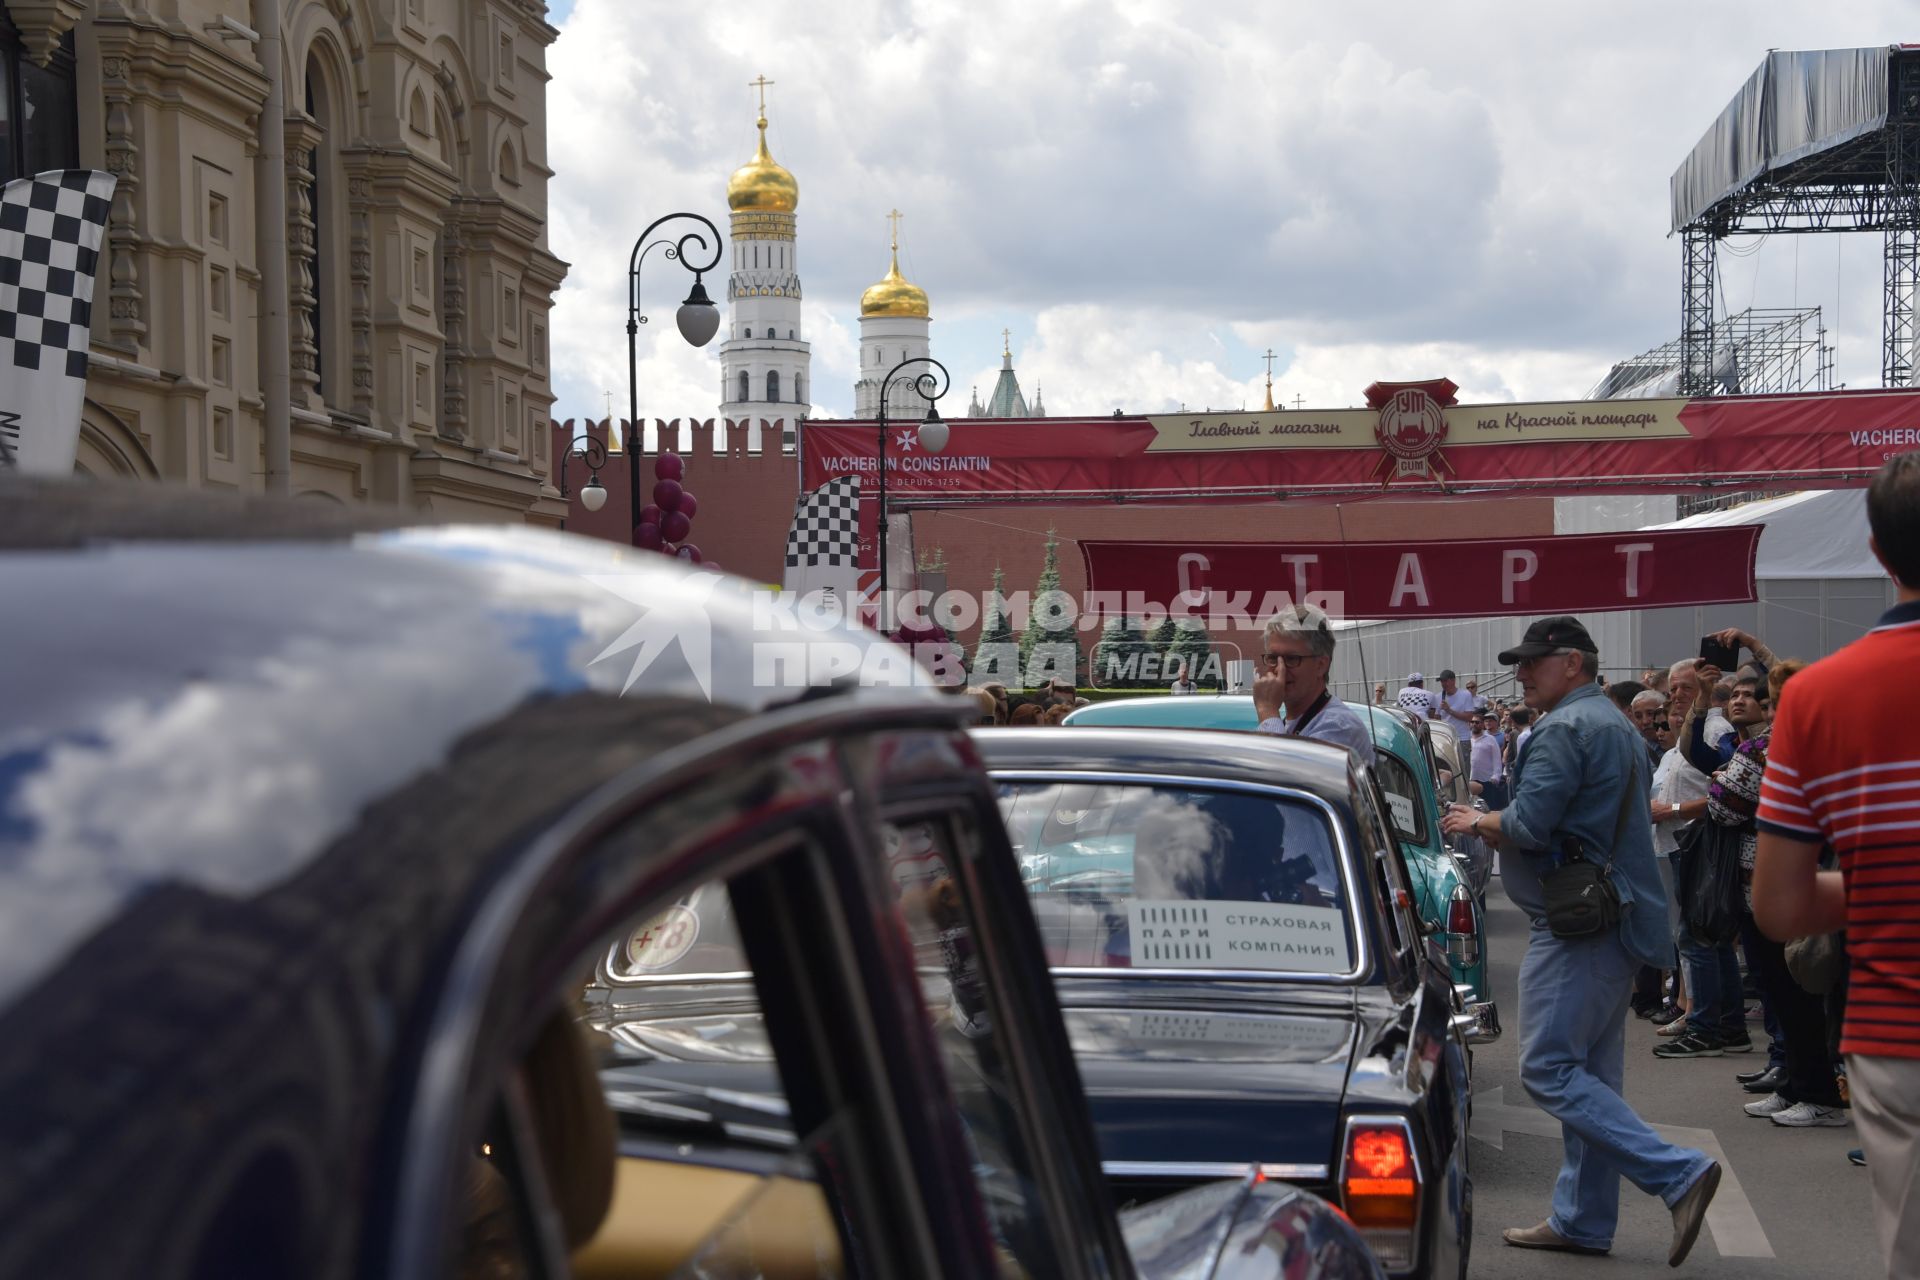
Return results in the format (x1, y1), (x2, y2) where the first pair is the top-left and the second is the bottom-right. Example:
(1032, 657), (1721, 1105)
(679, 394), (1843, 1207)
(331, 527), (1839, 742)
(635, 521), (663, 550)
(676, 544), (702, 563)
(639, 503), (662, 527)
(662, 510), (692, 543)
(676, 490), (698, 521)
(653, 479), (683, 512)
(654, 452), (685, 482)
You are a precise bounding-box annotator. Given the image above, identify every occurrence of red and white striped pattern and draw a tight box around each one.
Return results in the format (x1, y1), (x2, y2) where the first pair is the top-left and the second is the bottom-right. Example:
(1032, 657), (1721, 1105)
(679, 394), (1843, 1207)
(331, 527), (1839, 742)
(1759, 606), (1920, 1059)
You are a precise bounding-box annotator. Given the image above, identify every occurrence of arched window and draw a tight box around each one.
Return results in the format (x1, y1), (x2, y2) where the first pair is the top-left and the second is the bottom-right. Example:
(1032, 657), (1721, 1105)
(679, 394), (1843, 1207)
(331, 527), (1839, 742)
(300, 59), (340, 405)
(743, 327), (752, 339)
(767, 370), (780, 402)
(737, 370), (751, 402)
(0, 29), (76, 183)
(787, 329), (794, 340)
(796, 374), (806, 404)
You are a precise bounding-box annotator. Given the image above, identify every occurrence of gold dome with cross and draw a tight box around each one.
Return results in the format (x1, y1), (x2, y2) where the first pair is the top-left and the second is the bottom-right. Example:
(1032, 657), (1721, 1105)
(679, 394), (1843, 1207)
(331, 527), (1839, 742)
(727, 76), (799, 214)
(860, 209), (930, 318)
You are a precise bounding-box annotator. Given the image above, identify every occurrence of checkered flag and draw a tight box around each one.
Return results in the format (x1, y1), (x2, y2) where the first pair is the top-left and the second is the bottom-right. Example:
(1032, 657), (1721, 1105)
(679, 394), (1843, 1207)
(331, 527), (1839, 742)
(785, 476), (863, 568)
(0, 169), (115, 474)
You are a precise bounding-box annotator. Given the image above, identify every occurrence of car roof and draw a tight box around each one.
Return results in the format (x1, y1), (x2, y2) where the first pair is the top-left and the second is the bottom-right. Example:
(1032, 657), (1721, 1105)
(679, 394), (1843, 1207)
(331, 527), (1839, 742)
(972, 724), (1357, 805)
(0, 477), (952, 1010)
(1062, 693), (1428, 761)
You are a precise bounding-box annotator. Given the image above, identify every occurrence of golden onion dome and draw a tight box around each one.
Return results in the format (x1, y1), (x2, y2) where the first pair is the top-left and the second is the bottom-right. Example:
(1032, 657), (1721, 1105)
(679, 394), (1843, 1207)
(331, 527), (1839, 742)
(860, 247), (930, 318)
(727, 116), (799, 213)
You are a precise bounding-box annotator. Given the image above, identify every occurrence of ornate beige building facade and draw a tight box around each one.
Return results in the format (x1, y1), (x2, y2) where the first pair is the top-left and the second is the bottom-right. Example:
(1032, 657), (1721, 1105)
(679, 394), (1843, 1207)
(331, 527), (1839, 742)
(23, 0), (566, 519)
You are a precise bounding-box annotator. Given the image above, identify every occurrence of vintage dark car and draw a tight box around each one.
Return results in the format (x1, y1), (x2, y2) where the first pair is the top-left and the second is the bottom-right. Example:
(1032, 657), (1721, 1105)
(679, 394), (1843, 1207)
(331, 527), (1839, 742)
(974, 726), (1486, 1280)
(0, 478), (1383, 1280)
(1061, 696), (1496, 1004)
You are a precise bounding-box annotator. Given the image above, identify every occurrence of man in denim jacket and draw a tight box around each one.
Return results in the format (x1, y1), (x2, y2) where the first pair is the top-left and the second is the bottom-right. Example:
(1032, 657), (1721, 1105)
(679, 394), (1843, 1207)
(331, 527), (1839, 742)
(1442, 616), (1721, 1265)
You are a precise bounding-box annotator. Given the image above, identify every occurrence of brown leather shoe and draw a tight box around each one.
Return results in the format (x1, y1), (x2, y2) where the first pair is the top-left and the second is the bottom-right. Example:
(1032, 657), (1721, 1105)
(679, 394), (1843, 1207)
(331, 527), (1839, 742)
(1669, 1161), (1721, 1266)
(1502, 1221), (1609, 1255)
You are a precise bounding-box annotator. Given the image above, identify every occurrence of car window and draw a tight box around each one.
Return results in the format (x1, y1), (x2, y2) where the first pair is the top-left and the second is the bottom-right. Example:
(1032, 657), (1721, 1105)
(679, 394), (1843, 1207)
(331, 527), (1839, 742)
(580, 820), (1064, 1280)
(998, 780), (1356, 977)
(1350, 767), (1422, 961)
(885, 813), (1061, 1277)
(1371, 748), (1428, 845)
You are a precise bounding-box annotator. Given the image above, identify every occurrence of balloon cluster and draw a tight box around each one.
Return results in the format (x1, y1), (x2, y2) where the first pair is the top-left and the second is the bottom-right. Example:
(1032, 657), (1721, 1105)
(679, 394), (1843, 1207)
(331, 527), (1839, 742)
(632, 451), (709, 567)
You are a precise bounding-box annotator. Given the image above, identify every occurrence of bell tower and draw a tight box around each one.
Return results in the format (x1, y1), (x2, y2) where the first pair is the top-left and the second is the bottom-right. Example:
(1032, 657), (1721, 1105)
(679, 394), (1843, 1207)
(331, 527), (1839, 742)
(719, 76), (810, 448)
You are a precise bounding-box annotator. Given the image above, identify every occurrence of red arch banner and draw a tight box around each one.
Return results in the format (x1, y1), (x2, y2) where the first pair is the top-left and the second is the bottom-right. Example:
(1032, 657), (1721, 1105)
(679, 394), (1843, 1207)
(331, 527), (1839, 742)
(802, 386), (1920, 507)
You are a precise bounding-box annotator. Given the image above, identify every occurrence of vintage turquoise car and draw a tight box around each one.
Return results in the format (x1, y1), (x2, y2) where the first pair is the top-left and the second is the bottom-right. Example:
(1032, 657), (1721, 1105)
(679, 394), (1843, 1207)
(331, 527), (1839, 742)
(1062, 696), (1493, 1007)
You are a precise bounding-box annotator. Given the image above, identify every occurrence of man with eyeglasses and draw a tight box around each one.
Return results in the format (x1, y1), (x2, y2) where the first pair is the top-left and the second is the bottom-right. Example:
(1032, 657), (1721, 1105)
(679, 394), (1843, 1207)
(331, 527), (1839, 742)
(1440, 615), (1720, 1266)
(1251, 603), (1373, 759)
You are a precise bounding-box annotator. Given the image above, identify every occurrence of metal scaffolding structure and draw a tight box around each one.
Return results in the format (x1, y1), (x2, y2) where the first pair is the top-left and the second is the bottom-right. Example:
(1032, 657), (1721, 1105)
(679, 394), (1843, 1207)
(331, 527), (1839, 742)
(1590, 306), (1834, 401)
(1594, 307), (1833, 518)
(1673, 46), (1920, 391)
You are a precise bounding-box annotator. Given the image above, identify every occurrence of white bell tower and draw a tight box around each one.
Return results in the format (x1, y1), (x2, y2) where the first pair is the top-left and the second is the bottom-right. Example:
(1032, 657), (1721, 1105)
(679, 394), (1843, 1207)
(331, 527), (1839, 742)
(719, 77), (810, 448)
(854, 210), (934, 418)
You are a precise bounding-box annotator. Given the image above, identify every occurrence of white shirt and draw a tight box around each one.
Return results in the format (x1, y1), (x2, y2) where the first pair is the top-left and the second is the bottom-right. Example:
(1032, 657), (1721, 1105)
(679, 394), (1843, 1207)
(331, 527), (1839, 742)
(1651, 745), (1712, 856)
(1394, 686), (1437, 718)
(1439, 687), (1476, 733)
(1170, 680), (1196, 695)
(1470, 731), (1501, 782)
(1514, 726), (1533, 759)
(1257, 696), (1376, 760)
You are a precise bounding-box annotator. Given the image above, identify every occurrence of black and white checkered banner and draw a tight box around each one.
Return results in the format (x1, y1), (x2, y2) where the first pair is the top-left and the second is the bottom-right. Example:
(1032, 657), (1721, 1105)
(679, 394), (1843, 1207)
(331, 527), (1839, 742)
(784, 475), (862, 569)
(782, 474), (867, 602)
(0, 170), (115, 474)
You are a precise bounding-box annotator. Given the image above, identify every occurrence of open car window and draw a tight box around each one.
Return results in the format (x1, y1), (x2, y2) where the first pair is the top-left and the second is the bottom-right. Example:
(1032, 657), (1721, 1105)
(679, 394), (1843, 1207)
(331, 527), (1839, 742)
(1370, 748), (1428, 846)
(998, 779), (1358, 977)
(576, 818), (1067, 1280)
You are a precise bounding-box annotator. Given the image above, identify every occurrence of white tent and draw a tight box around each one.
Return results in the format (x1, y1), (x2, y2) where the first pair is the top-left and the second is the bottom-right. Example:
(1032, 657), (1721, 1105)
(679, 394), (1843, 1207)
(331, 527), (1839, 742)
(1648, 490), (1881, 580)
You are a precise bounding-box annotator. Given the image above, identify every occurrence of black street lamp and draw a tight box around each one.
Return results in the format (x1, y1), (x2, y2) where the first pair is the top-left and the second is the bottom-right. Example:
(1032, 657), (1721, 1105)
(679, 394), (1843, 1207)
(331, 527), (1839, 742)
(555, 434), (610, 529)
(875, 356), (951, 622)
(627, 213), (723, 545)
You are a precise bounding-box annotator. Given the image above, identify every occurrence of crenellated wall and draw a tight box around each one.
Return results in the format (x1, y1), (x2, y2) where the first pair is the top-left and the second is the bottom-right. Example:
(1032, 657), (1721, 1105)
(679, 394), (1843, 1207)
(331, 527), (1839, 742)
(550, 416), (802, 584)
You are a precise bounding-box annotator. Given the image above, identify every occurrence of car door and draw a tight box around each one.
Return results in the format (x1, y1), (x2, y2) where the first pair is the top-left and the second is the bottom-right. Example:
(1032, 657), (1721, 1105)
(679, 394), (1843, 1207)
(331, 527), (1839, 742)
(1347, 766), (1472, 1279)
(377, 707), (1135, 1280)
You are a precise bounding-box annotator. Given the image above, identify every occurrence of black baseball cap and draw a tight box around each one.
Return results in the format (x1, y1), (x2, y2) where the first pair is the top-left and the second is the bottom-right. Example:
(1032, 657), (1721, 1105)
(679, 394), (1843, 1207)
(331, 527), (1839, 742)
(1498, 615), (1598, 665)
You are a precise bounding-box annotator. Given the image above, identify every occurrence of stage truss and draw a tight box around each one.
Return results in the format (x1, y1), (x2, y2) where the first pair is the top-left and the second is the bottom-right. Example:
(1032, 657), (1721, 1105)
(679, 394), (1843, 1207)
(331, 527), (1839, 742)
(1676, 46), (1920, 393)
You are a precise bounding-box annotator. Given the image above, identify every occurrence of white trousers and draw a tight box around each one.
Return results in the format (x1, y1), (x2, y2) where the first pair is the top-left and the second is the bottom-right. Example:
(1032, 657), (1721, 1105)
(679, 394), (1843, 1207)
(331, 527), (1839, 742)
(1850, 1053), (1920, 1279)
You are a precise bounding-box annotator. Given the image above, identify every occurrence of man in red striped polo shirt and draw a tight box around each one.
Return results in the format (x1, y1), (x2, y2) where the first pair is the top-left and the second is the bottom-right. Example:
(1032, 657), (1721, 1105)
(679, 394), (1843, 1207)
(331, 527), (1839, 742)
(1754, 451), (1920, 1278)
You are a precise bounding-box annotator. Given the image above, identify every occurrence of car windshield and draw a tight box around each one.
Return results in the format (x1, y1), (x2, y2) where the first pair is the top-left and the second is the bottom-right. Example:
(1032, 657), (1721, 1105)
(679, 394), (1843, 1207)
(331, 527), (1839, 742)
(1370, 748), (1427, 845)
(996, 780), (1355, 976)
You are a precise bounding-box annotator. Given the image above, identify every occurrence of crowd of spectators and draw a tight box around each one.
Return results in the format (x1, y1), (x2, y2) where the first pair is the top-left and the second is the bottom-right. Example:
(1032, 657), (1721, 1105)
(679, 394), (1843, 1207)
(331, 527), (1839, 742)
(965, 679), (1085, 726)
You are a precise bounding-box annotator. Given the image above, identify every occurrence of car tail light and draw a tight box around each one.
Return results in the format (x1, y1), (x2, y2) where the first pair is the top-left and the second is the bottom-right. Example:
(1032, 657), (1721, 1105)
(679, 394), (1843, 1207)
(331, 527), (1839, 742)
(1446, 888), (1475, 936)
(1445, 885), (1480, 965)
(1340, 1116), (1421, 1272)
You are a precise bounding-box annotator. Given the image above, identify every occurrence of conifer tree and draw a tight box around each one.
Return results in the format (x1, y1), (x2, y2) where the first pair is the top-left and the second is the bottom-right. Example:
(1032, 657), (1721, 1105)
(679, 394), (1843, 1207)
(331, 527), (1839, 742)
(970, 565), (1018, 680)
(1093, 615), (1152, 688)
(1166, 618), (1217, 689)
(1019, 529), (1082, 689)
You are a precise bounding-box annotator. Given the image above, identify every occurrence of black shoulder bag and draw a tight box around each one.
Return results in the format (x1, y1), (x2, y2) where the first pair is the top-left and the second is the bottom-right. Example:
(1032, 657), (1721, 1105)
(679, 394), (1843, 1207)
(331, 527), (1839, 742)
(1539, 755), (1636, 939)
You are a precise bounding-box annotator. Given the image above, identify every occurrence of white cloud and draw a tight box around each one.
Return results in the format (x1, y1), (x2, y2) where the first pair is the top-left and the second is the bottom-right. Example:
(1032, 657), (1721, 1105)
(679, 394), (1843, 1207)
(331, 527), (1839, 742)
(545, 2), (1914, 419)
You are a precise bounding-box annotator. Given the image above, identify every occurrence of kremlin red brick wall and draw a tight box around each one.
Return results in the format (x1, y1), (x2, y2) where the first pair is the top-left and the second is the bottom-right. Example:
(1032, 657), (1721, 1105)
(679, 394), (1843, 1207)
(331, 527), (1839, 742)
(551, 418), (801, 584)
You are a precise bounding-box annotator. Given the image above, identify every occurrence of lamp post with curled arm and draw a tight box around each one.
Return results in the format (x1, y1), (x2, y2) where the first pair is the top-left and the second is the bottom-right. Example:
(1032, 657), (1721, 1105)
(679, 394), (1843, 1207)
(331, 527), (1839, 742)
(626, 213), (722, 543)
(874, 356), (950, 623)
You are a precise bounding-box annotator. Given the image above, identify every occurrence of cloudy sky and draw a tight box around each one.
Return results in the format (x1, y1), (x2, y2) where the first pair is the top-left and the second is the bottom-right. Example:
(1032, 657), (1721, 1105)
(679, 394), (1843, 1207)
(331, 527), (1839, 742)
(542, 2), (1913, 423)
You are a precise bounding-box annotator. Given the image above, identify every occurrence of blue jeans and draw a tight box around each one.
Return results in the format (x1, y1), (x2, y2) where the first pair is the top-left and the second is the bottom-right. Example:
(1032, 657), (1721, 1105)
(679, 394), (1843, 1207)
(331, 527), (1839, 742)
(1519, 924), (1714, 1249)
(1739, 916), (1787, 1069)
(1680, 932), (1744, 1039)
